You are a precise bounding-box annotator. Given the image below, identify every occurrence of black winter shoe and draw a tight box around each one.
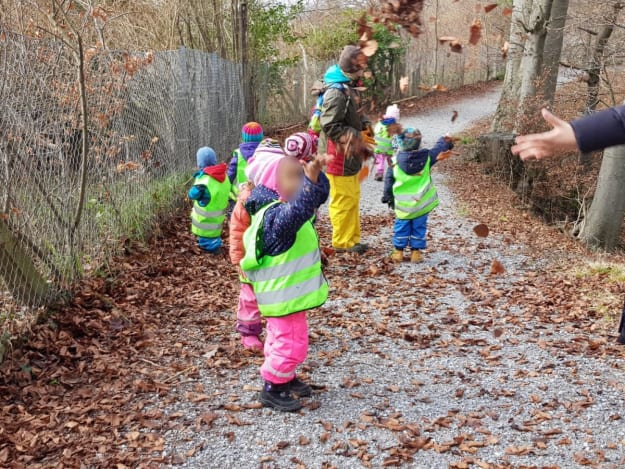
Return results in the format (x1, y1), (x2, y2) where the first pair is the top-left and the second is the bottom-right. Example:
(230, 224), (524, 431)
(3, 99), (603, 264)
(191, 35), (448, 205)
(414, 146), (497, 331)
(288, 377), (312, 397)
(259, 382), (302, 412)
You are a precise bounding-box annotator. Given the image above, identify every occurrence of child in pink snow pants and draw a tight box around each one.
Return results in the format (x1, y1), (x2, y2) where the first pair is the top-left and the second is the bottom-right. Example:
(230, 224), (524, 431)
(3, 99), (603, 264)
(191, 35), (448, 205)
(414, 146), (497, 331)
(241, 143), (330, 412)
(229, 140), (286, 351)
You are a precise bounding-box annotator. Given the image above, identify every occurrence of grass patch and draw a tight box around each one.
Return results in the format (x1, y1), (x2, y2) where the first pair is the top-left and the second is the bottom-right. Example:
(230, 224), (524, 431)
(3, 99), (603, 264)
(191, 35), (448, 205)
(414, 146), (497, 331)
(574, 262), (625, 284)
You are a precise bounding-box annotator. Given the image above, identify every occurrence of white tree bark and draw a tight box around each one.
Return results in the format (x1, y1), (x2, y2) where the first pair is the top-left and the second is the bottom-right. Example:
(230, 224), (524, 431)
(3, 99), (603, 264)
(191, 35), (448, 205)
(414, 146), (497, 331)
(515, 0), (554, 133)
(579, 144), (625, 250)
(492, 0), (531, 132)
(541, 0), (569, 105)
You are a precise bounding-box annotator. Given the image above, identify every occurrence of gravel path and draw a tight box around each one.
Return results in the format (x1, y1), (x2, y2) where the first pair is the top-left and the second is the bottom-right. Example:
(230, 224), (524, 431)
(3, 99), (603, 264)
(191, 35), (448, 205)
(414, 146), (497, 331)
(165, 85), (625, 468)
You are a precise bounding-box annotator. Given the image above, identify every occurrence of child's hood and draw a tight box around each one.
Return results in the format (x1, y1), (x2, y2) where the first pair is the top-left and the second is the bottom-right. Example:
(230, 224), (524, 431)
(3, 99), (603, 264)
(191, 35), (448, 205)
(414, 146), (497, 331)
(245, 185), (280, 216)
(396, 149), (431, 175)
(239, 142), (259, 161)
(200, 162), (228, 182)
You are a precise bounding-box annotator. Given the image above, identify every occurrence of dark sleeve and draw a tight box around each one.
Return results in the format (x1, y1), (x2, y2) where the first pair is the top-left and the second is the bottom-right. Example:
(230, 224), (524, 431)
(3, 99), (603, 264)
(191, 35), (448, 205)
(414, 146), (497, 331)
(320, 88), (358, 142)
(226, 153), (239, 183)
(383, 166), (395, 202)
(571, 105), (625, 153)
(428, 137), (453, 167)
(261, 173), (331, 256)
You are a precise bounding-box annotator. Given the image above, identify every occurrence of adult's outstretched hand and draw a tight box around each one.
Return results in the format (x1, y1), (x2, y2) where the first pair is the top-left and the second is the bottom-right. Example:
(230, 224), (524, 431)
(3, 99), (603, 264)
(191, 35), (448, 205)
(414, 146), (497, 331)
(511, 108), (579, 161)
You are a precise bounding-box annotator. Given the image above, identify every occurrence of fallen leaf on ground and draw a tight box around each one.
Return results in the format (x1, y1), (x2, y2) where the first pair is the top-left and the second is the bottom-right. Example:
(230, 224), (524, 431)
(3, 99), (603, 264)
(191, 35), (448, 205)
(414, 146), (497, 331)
(490, 260), (506, 275)
(473, 223), (490, 237)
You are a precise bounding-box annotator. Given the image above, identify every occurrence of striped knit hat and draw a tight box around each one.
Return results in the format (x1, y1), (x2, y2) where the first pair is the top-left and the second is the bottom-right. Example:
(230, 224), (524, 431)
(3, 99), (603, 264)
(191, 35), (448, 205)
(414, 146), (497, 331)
(241, 122), (264, 143)
(284, 132), (315, 161)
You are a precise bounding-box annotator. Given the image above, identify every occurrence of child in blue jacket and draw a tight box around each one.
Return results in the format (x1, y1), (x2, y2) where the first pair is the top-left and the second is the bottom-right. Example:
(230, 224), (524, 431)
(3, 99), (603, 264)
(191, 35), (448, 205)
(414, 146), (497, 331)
(188, 147), (231, 253)
(382, 128), (453, 263)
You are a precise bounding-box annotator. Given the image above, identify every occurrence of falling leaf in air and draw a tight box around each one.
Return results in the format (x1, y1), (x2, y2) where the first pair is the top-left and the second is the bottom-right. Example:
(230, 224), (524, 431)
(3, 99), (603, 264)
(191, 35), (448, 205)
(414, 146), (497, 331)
(502, 7), (513, 16)
(361, 39), (379, 57)
(451, 110), (459, 123)
(399, 76), (409, 93)
(473, 223), (490, 238)
(356, 13), (373, 41)
(501, 41), (510, 59)
(469, 19), (482, 45)
(490, 260), (506, 275)
(484, 3), (498, 13)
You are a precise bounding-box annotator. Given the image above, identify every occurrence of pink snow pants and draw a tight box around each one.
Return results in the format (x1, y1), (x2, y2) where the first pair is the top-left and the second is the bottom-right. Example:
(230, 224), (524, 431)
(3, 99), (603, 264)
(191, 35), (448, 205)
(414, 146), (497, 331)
(374, 153), (387, 177)
(236, 283), (262, 337)
(260, 311), (308, 384)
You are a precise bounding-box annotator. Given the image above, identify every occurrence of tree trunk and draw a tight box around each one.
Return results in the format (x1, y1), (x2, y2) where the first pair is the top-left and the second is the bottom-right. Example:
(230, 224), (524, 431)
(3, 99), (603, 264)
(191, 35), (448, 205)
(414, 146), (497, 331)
(541, 0), (569, 105)
(515, 0), (554, 134)
(239, 0), (254, 121)
(585, 3), (622, 114)
(579, 2), (623, 165)
(579, 144), (625, 251)
(0, 220), (50, 306)
(491, 0), (530, 132)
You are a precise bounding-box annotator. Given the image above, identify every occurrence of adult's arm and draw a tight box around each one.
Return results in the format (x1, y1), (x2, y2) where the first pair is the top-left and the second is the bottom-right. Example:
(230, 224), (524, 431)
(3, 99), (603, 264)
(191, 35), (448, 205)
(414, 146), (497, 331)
(382, 166), (395, 204)
(571, 104), (625, 153)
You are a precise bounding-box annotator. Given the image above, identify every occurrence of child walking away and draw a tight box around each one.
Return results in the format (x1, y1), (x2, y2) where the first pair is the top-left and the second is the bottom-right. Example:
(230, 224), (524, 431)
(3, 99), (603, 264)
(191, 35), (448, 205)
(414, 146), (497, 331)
(241, 148), (330, 412)
(227, 122), (264, 198)
(229, 139), (285, 351)
(189, 147), (231, 253)
(374, 104), (400, 181)
(382, 128), (454, 263)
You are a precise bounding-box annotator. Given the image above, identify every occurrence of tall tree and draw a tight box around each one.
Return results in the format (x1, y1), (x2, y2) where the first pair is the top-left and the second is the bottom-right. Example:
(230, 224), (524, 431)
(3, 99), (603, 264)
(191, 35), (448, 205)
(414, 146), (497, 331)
(541, 0), (569, 106)
(492, 0), (531, 133)
(515, 0), (554, 134)
(579, 143), (625, 250)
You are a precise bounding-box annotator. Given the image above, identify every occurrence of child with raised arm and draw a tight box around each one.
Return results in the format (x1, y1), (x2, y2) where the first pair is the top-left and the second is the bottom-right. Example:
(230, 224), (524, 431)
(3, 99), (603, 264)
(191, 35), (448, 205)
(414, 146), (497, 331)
(241, 148), (330, 412)
(382, 128), (454, 263)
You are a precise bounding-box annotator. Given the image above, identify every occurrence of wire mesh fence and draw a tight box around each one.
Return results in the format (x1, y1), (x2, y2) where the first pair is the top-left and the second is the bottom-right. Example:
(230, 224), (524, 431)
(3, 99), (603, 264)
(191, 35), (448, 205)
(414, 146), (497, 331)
(0, 29), (246, 332)
(0, 25), (503, 344)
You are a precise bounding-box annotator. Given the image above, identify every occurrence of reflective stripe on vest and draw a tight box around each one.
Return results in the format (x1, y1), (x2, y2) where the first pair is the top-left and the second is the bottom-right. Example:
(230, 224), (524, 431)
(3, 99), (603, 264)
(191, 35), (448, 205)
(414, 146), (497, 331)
(192, 219), (223, 232)
(193, 205), (226, 218)
(240, 201), (328, 317)
(392, 157), (439, 220)
(190, 173), (231, 238)
(245, 250), (320, 283)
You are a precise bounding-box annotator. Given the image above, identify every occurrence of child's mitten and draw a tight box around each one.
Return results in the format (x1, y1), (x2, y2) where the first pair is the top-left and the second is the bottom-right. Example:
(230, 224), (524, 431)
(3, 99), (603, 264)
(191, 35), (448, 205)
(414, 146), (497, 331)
(381, 195), (394, 209)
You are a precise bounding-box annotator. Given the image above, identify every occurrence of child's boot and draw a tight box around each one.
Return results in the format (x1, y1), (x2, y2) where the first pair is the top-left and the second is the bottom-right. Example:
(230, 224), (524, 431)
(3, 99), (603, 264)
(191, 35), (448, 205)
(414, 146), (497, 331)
(288, 376), (312, 397)
(410, 250), (423, 263)
(241, 335), (263, 351)
(391, 249), (404, 263)
(259, 381), (302, 412)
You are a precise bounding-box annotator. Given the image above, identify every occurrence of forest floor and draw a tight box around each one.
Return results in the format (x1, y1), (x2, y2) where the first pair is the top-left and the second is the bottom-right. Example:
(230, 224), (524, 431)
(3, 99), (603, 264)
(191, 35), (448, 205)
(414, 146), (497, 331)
(2, 83), (625, 469)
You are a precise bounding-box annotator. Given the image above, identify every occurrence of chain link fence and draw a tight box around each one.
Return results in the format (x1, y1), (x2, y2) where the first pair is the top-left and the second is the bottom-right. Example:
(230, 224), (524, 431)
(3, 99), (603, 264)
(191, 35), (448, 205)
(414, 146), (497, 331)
(0, 25), (503, 347)
(0, 29), (246, 338)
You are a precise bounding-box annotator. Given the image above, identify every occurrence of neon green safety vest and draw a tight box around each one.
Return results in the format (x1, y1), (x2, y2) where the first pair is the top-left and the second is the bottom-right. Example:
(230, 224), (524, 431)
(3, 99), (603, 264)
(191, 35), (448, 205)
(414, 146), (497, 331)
(392, 157), (439, 220)
(230, 149), (249, 200)
(240, 202), (328, 317)
(190, 174), (231, 238)
(374, 122), (394, 156)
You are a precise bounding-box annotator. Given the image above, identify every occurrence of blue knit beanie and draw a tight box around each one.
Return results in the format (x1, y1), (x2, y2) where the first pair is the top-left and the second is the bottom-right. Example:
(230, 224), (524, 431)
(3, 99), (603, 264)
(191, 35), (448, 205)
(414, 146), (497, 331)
(395, 128), (422, 152)
(196, 146), (217, 168)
